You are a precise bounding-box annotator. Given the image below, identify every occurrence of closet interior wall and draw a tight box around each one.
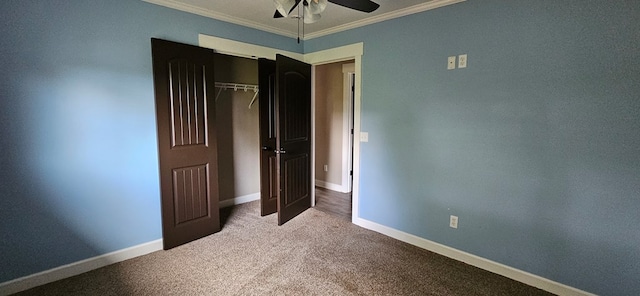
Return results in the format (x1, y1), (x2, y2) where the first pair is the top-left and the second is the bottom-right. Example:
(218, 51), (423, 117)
(213, 53), (260, 203)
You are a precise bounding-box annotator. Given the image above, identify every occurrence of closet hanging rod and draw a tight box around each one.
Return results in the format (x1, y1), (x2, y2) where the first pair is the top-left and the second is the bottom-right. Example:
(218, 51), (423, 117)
(214, 82), (259, 109)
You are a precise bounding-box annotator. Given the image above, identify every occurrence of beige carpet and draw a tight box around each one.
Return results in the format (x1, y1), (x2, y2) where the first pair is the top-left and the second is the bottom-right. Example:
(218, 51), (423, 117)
(15, 201), (554, 295)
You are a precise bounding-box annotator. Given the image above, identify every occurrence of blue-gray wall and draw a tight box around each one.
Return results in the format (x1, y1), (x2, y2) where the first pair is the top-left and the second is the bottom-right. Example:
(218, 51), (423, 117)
(306, 1), (639, 295)
(2, 0), (639, 295)
(0, 0), (300, 283)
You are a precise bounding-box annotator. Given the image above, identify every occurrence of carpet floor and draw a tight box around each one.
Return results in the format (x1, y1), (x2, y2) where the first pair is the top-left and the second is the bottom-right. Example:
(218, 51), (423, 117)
(14, 201), (554, 295)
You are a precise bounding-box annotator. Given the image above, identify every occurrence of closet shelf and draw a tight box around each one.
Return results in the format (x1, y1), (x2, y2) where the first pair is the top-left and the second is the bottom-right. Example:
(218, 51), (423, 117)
(214, 82), (259, 109)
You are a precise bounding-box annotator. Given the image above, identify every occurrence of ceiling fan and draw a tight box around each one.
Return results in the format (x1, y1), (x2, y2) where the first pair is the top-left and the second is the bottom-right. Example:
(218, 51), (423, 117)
(273, 0), (380, 24)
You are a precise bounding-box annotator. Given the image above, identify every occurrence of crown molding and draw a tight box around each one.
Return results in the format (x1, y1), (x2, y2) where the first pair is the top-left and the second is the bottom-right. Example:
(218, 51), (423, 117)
(304, 0), (466, 40)
(142, 0), (298, 39)
(143, 0), (465, 41)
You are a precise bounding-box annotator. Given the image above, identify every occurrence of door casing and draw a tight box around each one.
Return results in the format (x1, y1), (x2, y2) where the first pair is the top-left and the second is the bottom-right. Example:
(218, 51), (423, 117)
(199, 34), (363, 222)
(342, 63), (355, 193)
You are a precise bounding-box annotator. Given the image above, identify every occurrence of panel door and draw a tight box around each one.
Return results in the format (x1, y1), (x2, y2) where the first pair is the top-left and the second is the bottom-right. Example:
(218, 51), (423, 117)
(275, 54), (312, 225)
(151, 38), (220, 250)
(258, 58), (278, 216)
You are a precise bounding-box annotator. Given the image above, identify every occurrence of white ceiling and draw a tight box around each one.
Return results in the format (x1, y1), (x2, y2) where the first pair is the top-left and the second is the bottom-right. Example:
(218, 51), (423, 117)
(143, 0), (465, 40)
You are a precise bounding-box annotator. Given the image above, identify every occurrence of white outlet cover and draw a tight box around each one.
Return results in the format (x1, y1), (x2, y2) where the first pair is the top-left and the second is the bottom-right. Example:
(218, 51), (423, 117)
(450, 215), (459, 229)
(458, 54), (467, 68)
(447, 56), (456, 70)
(360, 132), (369, 142)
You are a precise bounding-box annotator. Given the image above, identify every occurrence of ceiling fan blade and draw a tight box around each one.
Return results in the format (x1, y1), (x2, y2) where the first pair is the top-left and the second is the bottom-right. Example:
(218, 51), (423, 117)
(328, 0), (379, 13)
(273, 0), (302, 18)
(291, 0), (303, 14)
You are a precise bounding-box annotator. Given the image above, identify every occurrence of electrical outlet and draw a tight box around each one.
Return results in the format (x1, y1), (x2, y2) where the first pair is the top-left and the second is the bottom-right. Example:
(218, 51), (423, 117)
(458, 54), (467, 68)
(450, 215), (458, 229)
(447, 56), (456, 70)
(360, 132), (369, 142)
(324, 165), (328, 172)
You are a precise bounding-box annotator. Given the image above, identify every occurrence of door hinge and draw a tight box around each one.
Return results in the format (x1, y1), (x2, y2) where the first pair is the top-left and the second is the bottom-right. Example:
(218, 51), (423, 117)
(351, 128), (354, 135)
(350, 170), (353, 176)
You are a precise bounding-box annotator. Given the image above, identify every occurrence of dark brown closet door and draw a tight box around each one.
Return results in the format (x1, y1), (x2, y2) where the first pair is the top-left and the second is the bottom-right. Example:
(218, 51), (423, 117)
(151, 38), (220, 249)
(275, 54), (312, 225)
(258, 58), (278, 216)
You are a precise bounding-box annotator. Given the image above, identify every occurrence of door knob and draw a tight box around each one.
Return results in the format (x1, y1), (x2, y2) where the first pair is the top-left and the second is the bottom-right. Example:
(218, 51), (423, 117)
(275, 149), (287, 154)
(261, 146), (272, 151)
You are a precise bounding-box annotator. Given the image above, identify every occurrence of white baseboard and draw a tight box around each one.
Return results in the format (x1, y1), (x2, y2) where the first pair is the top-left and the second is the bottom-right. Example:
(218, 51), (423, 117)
(219, 192), (260, 208)
(0, 194), (259, 295)
(0, 239), (163, 296)
(315, 180), (350, 193)
(352, 218), (595, 296)
(4, 203), (588, 296)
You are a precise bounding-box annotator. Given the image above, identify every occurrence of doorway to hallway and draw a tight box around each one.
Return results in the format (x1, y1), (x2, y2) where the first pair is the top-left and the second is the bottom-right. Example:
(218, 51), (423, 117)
(314, 187), (351, 221)
(313, 60), (355, 221)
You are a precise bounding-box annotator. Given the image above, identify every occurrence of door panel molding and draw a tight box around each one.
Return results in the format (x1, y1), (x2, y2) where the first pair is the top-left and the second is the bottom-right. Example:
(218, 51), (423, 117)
(152, 38), (220, 250)
(275, 54), (312, 225)
(171, 164), (210, 225)
(282, 154), (310, 206)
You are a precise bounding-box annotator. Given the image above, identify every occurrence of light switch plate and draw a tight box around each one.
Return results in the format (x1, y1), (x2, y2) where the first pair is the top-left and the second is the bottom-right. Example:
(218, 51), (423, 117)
(360, 132), (369, 142)
(458, 54), (467, 68)
(447, 56), (456, 70)
(450, 215), (459, 229)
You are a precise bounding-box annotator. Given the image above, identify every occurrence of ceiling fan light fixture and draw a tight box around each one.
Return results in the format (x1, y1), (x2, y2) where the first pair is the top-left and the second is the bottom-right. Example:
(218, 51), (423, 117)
(305, 0), (328, 15)
(274, 0), (297, 17)
(303, 9), (321, 23)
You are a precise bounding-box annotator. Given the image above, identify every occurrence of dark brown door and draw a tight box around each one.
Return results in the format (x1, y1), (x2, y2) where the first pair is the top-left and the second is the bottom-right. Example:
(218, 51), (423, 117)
(275, 54), (312, 225)
(151, 38), (220, 250)
(259, 59), (278, 216)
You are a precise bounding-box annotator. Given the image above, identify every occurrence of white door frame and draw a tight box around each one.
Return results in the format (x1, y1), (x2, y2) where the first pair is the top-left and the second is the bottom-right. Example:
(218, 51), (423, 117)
(198, 34), (363, 222)
(342, 63), (355, 193)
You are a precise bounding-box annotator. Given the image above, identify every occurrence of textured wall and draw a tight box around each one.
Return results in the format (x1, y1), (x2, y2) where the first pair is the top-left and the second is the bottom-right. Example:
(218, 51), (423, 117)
(305, 0), (640, 295)
(0, 0), (300, 283)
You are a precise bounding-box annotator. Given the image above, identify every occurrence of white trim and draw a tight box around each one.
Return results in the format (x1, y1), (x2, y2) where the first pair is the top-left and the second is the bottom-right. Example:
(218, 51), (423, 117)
(302, 43), (363, 223)
(0, 239), (163, 296)
(0, 191), (257, 295)
(219, 192), (260, 208)
(304, 43), (363, 65)
(142, 0), (298, 39)
(144, 0), (465, 41)
(198, 34), (303, 61)
(311, 65), (317, 207)
(315, 180), (349, 193)
(352, 218), (596, 296)
(342, 63), (355, 193)
(305, 0), (466, 39)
